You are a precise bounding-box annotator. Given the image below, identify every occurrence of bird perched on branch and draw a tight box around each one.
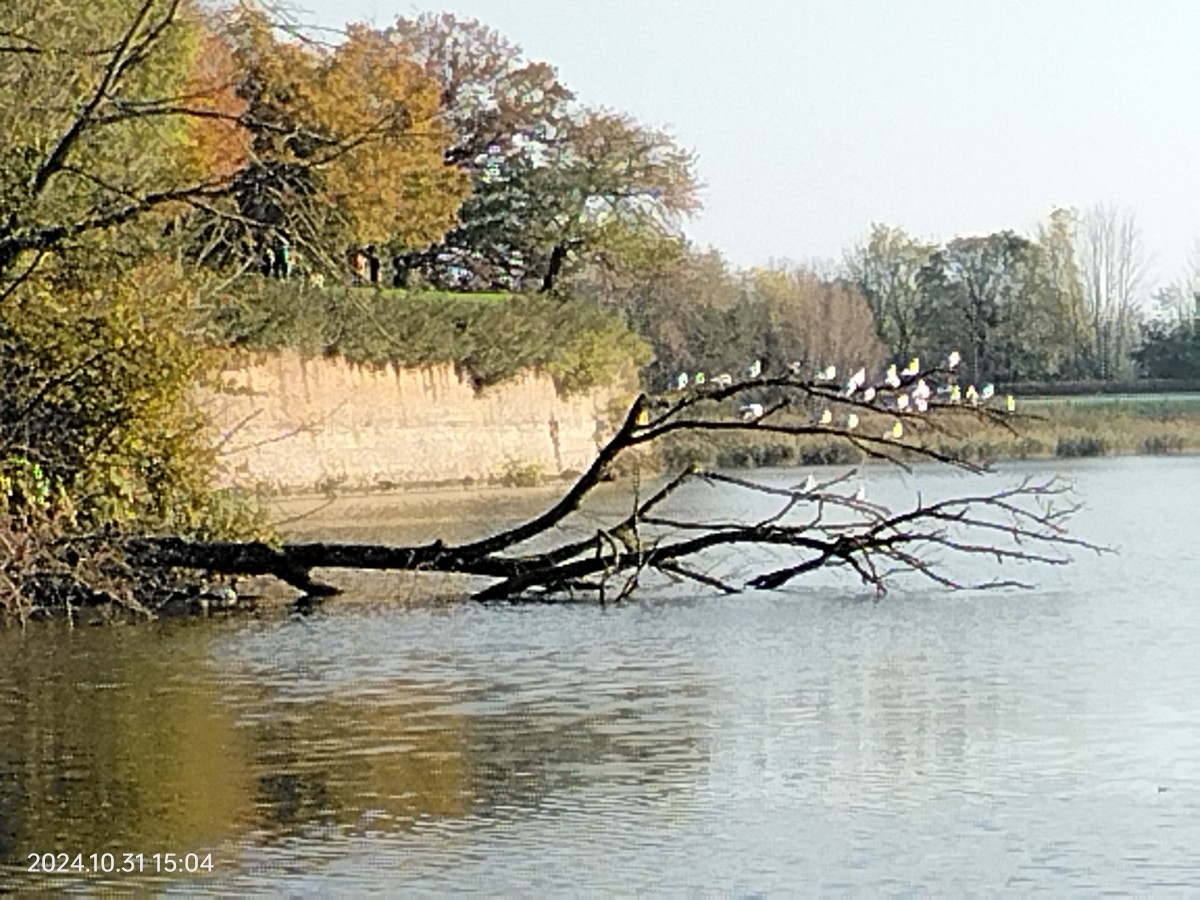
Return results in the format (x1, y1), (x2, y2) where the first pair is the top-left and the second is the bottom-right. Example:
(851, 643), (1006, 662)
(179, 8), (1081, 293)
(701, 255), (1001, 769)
(675, 372), (688, 391)
(819, 409), (833, 426)
(817, 364), (837, 382)
(740, 403), (764, 421)
(885, 364), (901, 389)
(794, 473), (818, 493)
(748, 359), (763, 379)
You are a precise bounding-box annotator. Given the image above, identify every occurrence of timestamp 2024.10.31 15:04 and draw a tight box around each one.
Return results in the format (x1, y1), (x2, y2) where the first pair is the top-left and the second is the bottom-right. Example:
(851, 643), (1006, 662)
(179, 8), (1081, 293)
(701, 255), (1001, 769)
(26, 851), (214, 875)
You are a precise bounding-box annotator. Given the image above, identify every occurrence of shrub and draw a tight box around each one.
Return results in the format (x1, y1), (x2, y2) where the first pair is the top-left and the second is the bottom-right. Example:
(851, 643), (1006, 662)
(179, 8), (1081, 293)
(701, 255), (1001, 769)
(1055, 435), (1110, 458)
(1141, 434), (1186, 455)
(211, 282), (649, 395)
(496, 458), (544, 488)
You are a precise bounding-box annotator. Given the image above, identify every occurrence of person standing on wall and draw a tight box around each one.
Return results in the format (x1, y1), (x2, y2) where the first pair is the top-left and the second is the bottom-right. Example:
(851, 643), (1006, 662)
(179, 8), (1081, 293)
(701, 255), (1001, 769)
(273, 234), (291, 279)
(367, 245), (381, 284)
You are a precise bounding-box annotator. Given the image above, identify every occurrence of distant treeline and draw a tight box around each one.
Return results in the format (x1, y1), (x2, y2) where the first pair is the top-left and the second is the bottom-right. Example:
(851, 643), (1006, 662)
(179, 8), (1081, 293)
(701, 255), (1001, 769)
(561, 208), (1200, 394)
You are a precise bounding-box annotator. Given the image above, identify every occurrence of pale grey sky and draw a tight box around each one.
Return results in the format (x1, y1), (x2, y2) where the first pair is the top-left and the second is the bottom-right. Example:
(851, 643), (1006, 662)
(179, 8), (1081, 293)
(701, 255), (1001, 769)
(300, 0), (1200, 285)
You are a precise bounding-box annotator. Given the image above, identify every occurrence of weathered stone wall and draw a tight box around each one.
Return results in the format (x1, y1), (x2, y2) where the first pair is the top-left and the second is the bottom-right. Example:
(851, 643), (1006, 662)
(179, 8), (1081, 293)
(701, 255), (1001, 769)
(203, 352), (632, 493)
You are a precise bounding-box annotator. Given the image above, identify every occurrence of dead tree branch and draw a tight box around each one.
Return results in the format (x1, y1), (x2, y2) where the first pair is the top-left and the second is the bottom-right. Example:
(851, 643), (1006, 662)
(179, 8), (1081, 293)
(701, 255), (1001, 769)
(119, 365), (1106, 606)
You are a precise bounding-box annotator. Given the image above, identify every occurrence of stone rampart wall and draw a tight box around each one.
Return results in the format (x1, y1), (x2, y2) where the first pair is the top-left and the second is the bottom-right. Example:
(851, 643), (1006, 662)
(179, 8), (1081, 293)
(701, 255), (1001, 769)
(204, 352), (630, 492)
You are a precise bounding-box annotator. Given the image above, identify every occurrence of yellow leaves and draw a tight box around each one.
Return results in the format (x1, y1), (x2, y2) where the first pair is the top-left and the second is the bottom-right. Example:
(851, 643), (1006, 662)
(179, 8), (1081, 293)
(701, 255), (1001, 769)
(314, 27), (468, 246)
(225, 15), (468, 249)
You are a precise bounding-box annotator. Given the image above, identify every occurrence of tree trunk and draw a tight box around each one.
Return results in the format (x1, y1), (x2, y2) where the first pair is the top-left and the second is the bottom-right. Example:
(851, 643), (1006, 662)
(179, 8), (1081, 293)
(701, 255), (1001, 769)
(540, 243), (568, 293)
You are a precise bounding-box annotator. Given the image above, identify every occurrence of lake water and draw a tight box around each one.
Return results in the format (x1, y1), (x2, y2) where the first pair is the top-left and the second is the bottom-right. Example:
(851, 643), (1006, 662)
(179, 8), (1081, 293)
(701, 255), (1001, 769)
(2, 457), (1199, 893)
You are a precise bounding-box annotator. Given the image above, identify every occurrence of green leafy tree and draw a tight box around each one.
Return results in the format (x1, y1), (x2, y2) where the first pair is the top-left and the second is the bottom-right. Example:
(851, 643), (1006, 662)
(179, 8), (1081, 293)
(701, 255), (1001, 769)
(916, 232), (1046, 383)
(844, 224), (934, 363)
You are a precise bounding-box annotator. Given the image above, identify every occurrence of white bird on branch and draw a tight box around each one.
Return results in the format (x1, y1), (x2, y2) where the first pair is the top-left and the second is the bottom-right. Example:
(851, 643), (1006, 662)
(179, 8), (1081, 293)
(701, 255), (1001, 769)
(901, 357), (920, 380)
(885, 364), (901, 389)
(788, 360), (804, 376)
(966, 384), (979, 405)
(796, 473), (817, 493)
(695, 372), (706, 386)
(819, 409), (833, 426)
(949, 384), (962, 404)
(947, 350), (961, 370)
(846, 412), (859, 430)
(896, 393), (910, 412)
(853, 484), (867, 502)
(912, 379), (932, 402)
(980, 383), (995, 401)
(863, 386), (877, 403)
(740, 403), (764, 421)
(748, 359), (763, 379)
(676, 372), (688, 391)
(887, 420), (904, 440)
(845, 367), (866, 395)
(818, 364), (837, 382)
(715, 373), (733, 387)
(1006, 394), (1016, 412)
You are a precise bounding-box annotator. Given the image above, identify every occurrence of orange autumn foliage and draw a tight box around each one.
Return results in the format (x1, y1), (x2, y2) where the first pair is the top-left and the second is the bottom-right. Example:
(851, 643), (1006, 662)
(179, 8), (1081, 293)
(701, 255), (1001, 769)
(226, 14), (468, 249)
(180, 29), (251, 183)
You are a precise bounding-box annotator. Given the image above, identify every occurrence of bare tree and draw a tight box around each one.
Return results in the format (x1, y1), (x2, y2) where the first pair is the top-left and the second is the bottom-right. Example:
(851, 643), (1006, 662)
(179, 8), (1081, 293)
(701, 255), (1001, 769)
(1077, 205), (1149, 379)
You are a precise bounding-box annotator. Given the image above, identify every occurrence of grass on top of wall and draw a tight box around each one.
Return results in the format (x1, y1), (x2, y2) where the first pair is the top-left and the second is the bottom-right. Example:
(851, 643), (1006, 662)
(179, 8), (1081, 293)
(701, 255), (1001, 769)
(210, 281), (650, 395)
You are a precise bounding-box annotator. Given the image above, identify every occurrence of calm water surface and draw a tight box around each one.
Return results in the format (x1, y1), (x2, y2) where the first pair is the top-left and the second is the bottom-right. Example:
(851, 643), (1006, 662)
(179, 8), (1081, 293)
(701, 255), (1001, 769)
(2, 457), (1199, 893)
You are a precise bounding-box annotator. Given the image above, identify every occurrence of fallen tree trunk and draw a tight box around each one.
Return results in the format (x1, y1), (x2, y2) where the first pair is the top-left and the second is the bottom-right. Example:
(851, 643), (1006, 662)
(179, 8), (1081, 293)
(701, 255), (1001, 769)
(120, 363), (1106, 604)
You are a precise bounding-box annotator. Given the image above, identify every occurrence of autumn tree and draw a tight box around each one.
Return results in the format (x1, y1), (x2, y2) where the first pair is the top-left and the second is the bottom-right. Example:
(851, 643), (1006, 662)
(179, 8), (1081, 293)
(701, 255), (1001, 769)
(1032, 208), (1093, 379)
(0, 0), (214, 277)
(1135, 244), (1200, 378)
(0, 1), (276, 540)
(744, 265), (885, 377)
(572, 237), (743, 386)
(0, 0), (474, 544)
(190, 10), (469, 274)
(385, 13), (700, 292)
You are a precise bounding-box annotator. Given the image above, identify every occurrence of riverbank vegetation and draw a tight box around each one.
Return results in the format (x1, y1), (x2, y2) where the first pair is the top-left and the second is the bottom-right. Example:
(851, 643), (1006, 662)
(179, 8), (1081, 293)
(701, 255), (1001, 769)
(212, 281), (648, 393)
